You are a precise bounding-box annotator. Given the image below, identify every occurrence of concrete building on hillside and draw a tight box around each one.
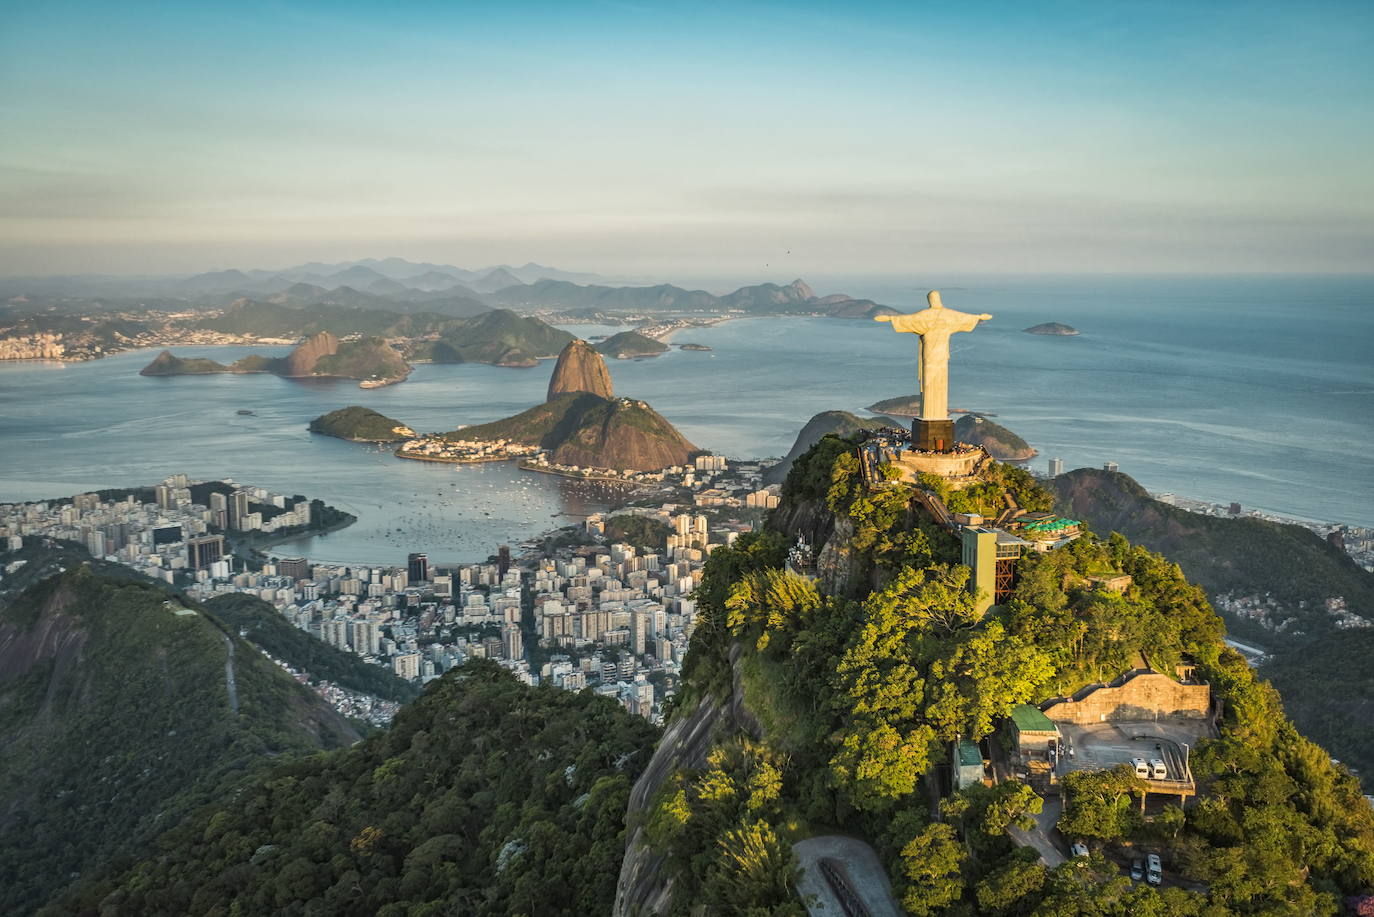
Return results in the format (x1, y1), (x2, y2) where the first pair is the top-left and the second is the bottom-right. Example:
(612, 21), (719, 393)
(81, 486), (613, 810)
(961, 527), (1030, 615)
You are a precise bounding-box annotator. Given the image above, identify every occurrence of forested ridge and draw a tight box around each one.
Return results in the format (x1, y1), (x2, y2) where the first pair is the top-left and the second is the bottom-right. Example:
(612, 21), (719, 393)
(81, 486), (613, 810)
(642, 434), (1374, 915)
(49, 661), (658, 917)
(0, 557), (358, 915)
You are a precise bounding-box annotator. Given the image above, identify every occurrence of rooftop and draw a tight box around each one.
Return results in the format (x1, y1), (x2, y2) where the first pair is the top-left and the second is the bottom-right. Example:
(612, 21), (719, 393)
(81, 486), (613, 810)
(1010, 704), (1057, 733)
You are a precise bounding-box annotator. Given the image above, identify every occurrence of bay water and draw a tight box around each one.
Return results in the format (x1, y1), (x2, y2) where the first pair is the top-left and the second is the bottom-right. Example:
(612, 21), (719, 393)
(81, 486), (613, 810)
(1, 274), (1369, 563)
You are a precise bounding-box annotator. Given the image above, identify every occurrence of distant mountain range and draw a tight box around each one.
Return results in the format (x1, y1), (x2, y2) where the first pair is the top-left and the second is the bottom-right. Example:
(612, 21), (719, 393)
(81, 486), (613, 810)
(0, 258), (611, 300)
(2, 258), (899, 322)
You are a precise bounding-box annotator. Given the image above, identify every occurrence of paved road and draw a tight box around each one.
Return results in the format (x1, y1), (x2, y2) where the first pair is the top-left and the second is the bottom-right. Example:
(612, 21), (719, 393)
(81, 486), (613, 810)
(794, 835), (901, 917)
(1008, 796), (1066, 867)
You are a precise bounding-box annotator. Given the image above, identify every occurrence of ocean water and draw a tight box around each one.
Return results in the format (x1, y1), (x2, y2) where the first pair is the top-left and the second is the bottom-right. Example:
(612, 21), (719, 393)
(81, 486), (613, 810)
(0, 275), (1370, 563)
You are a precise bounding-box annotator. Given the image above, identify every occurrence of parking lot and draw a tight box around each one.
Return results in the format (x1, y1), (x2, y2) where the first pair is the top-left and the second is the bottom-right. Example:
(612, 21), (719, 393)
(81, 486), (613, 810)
(1054, 719), (1213, 789)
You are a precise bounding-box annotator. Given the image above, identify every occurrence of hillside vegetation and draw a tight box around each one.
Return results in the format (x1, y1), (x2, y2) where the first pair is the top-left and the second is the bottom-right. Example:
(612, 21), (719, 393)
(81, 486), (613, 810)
(595, 330), (668, 358)
(308, 405), (416, 442)
(630, 434), (1374, 915)
(1053, 469), (1374, 633)
(0, 550), (357, 915)
(55, 661), (658, 917)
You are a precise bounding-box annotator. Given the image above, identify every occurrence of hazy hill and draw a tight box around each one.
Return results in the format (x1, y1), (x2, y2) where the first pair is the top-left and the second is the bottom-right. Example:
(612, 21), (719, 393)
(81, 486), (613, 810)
(489, 279), (719, 312)
(487, 276), (895, 318)
(469, 266), (525, 293)
(56, 661), (657, 917)
(954, 414), (1036, 460)
(417, 308), (575, 366)
(761, 409), (891, 484)
(1052, 468), (1374, 631)
(595, 330), (668, 358)
(0, 547), (358, 914)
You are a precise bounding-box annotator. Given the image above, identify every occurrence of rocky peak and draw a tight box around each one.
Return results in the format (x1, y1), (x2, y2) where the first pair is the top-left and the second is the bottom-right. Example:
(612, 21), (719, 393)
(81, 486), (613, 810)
(547, 339), (614, 401)
(280, 330), (340, 377)
(786, 278), (814, 300)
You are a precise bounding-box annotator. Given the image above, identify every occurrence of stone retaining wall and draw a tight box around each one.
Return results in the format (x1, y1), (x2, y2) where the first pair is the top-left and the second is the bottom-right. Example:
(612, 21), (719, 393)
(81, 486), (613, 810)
(1043, 672), (1210, 724)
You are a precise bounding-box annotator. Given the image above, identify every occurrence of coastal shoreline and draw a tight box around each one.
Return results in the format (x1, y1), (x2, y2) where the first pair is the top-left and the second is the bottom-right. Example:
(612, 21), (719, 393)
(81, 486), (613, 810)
(394, 450), (518, 465)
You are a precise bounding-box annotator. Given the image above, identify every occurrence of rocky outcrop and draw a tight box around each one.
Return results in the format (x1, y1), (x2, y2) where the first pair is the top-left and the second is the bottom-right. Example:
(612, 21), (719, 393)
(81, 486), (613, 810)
(614, 643), (760, 917)
(279, 330), (340, 376)
(547, 339), (614, 400)
(954, 414), (1036, 461)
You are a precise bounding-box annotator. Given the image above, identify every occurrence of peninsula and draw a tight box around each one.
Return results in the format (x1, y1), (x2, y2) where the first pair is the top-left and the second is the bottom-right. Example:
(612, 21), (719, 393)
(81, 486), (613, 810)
(400, 339), (698, 473)
(141, 331), (411, 387)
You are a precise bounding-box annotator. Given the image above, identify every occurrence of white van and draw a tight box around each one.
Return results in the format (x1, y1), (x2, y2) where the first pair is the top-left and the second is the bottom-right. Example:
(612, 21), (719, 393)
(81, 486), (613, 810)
(1150, 759), (1168, 780)
(1132, 757), (1150, 778)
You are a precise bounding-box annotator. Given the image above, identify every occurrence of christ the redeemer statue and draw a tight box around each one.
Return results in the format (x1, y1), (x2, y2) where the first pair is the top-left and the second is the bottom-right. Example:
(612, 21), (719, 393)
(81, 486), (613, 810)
(876, 290), (991, 452)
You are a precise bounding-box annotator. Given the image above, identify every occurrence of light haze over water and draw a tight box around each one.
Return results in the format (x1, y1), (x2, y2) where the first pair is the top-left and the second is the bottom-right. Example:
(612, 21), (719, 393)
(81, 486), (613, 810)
(1, 274), (1370, 563)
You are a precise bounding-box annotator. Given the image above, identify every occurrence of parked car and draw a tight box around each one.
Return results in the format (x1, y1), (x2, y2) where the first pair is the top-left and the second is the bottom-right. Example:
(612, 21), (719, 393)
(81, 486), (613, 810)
(1130, 859), (1145, 881)
(1146, 853), (1163, 885)
(1150, 758), (1168, 780)
(1071, 842), (1089, 858)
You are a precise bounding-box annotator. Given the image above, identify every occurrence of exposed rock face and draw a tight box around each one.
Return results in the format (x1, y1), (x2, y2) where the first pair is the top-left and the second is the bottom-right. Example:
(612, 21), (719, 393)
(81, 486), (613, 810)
(547, 339), (614, 400)
(279, 330), (339, 377)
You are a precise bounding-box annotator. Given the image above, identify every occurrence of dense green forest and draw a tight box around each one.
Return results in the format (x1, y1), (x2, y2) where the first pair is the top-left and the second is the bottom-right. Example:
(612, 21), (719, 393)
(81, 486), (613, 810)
(647, 434), (1374, 915)
(0, 553), (357, 915)
(53, 661), (658, 917)
(603, 514), (671, 551)
(205, 593), (420, 703)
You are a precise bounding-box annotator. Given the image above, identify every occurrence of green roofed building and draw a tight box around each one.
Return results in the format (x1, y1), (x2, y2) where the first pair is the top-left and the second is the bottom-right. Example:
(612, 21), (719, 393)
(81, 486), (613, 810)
(955, 738), (986, 790)
(1009, 703), (1059, 760)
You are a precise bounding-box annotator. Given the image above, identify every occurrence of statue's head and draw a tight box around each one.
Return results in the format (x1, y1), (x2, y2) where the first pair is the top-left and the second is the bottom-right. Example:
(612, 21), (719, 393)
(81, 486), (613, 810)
(927, 290), (943, 309)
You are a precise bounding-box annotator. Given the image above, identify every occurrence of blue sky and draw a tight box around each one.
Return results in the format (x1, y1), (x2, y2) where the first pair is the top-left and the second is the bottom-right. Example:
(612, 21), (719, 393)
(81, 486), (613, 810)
(1, 0), (1371, 276)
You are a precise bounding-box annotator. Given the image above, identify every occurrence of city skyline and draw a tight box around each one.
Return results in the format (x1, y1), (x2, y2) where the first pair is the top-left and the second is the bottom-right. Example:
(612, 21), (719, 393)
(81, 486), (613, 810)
(3, 0), (1372, 276)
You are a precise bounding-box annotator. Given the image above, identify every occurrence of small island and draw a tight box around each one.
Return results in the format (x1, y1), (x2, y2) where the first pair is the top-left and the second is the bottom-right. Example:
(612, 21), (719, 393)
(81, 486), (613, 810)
(309, 406), (416, 443)
(1024, 322), (1079, 336)
(678, 342), (712, 351)
(595, 330), (669, 359)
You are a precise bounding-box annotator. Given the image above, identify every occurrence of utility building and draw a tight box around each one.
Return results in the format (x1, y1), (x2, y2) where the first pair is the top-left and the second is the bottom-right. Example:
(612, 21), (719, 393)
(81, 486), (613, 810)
(961, 527), (1029, 614)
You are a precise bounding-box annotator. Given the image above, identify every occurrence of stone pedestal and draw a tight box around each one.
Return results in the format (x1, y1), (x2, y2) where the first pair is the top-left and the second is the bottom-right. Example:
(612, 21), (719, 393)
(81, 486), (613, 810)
(913, 418), (956, 453)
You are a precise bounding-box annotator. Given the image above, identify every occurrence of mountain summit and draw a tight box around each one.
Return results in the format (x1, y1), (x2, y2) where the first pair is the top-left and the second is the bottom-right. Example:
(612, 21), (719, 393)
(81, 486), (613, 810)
(547, 338), (614, 400)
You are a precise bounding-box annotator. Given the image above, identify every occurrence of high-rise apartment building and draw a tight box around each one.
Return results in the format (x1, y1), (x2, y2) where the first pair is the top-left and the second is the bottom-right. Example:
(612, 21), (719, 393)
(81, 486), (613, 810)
(187, 534), (225, 570)
(278, 556), (311, 581)
(407, 552), (429, 583)
(1048, 457), (1064, 478)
